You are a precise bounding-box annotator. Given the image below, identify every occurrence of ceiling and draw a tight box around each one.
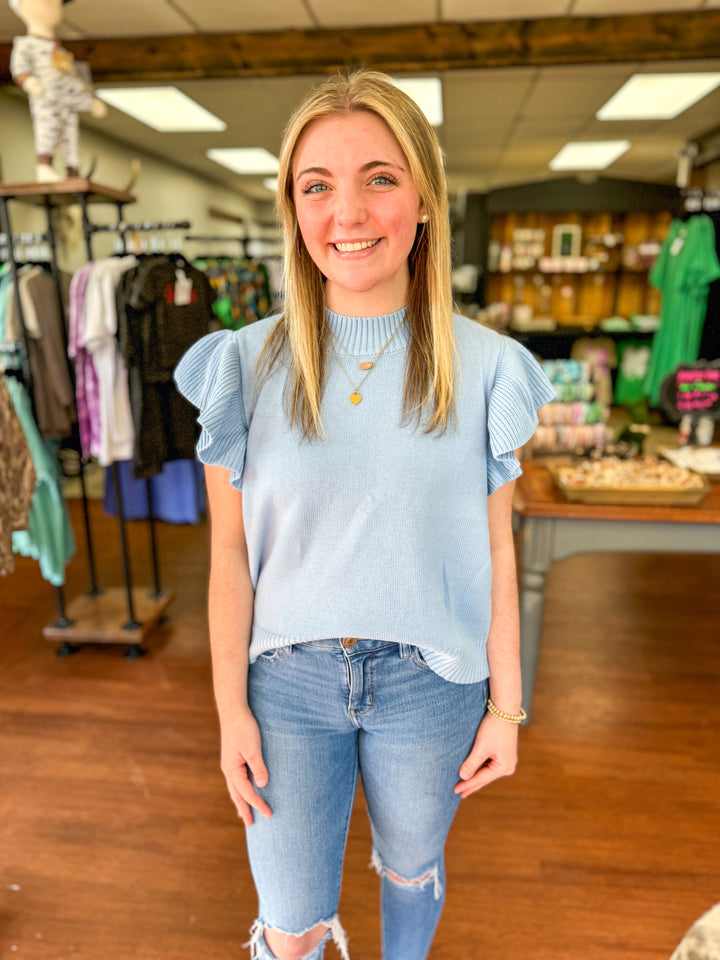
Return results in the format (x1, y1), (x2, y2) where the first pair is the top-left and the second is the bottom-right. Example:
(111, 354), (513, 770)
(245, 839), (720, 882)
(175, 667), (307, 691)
(1, 0), (719, 221)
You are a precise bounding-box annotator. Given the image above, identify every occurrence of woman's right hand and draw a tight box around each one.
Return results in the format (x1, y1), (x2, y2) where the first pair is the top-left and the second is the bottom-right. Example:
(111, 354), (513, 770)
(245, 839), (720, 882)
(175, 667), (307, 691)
(220, 707), (272, 826)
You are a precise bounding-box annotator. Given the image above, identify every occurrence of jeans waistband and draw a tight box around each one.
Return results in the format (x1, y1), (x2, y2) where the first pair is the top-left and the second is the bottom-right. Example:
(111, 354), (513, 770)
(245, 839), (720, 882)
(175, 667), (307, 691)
(299, 638), (412, 657)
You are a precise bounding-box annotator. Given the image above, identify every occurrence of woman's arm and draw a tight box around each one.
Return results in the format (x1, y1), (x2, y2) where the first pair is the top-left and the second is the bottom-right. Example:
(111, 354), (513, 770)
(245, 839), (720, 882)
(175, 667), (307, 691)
(455, 477), (522, 798)
(205, 464), (272, 825)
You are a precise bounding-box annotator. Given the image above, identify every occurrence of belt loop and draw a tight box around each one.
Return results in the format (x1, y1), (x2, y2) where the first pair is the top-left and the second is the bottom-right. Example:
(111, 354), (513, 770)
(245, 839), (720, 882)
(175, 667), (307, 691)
(398, 643), (411, 659)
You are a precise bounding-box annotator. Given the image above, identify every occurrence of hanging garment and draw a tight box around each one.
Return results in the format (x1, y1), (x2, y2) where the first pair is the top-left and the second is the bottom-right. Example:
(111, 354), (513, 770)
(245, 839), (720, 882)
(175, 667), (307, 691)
(68, 262), (101, 459)
(614, 340), (653, 406)
(82, 256), (138, 465)
(0, 265), (28, 375)
(17, 266), (76, 440)
(193, 256), (272, 329)
(0, 376), (36, 576)
(103, 458), (206, 524)
(698, 211), (720, 361)
(644, 215), (720, 405)
(117, 255), (214, 478)
(5, 375), (76, 587)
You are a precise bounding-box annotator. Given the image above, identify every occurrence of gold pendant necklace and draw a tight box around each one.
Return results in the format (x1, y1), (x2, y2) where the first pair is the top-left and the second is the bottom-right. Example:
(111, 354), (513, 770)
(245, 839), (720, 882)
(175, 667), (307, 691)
(330, 318), (405, 405)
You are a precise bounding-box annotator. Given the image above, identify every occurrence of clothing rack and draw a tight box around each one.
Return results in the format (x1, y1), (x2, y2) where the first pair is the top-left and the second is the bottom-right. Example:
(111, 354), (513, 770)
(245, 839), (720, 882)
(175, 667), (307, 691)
(184, 234), (251, 257)
(91, 219), (192, 255)
(682, 188), (720, 213)
(0, 179), (175, 657)
(184, 234), (284, 259)
(0, 230), (52, 262)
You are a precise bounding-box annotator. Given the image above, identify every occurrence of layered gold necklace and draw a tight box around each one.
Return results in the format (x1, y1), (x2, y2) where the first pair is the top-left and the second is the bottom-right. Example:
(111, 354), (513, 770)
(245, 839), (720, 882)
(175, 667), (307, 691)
(330, 318), (405, 405)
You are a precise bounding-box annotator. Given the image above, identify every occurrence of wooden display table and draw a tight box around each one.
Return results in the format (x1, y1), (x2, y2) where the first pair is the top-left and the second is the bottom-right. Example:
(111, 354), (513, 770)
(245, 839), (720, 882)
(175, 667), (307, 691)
(513, 461), (720, 719)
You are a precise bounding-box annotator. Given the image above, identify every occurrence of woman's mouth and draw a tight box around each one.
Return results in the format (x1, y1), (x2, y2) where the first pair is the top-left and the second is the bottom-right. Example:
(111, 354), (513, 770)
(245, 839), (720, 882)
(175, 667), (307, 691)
(333, 239), (381, 252)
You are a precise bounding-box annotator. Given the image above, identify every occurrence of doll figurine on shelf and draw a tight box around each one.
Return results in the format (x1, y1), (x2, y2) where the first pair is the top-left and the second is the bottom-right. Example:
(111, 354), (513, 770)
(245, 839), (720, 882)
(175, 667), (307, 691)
(9, 0), (107, 182)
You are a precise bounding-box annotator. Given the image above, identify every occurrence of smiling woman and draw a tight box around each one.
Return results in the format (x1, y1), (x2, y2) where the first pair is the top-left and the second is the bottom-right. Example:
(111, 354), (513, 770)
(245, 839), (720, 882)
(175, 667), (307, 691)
(292, 112), (425, 318)
(174, 68), (555, 960)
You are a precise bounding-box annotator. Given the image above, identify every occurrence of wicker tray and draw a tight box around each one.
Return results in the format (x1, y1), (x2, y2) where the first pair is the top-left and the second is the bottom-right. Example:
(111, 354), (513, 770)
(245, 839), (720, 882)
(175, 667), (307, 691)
(547, 462), (710, 506)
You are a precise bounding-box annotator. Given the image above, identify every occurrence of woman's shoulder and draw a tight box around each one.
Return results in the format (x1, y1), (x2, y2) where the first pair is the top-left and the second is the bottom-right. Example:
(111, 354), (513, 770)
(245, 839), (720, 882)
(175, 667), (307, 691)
(190, 313), (282, 361)
(453, 312), (510, 361)
(174, 314), (282, 405)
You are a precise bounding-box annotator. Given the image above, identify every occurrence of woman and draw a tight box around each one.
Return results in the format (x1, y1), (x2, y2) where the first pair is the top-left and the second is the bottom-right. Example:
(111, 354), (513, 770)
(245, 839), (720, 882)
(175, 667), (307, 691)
(175, 69), (554, 960)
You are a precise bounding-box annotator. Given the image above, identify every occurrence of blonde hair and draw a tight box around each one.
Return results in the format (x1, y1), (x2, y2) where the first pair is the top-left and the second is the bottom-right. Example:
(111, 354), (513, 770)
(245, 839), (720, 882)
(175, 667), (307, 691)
(258, 68), (456, 439)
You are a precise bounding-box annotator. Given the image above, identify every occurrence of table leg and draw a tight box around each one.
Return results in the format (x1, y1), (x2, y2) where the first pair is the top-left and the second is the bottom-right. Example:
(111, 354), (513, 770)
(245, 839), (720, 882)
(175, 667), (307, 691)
(518, 517), (554, 721)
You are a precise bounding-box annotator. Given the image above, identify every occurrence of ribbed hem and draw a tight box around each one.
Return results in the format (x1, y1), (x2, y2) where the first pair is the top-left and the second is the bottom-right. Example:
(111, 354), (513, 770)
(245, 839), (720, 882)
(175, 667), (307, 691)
(325, 308), (408, 358)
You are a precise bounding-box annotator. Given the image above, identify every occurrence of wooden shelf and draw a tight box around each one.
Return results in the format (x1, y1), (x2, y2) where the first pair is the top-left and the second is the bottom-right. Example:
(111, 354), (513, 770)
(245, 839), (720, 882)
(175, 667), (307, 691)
(0, 178), (136, 207)
(43, 586), (174, 647)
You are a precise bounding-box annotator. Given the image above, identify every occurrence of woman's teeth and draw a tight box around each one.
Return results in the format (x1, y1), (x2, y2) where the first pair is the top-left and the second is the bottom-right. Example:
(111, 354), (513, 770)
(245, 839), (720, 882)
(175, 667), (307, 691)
(334, 239), (380, 252)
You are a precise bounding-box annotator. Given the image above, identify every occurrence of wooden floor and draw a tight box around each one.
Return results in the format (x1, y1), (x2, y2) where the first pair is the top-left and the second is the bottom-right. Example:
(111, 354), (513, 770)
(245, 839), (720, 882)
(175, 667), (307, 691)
(1, 497), (719, 960)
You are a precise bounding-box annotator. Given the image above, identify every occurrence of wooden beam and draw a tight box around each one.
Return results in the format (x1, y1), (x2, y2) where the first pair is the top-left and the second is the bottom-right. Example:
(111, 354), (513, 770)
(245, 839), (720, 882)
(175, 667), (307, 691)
(1, 11), (720, 85)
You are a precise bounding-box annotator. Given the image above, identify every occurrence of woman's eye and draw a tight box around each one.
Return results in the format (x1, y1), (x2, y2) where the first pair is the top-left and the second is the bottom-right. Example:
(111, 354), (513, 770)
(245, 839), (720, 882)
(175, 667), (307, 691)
(371, 175), (397, 186)
(302, 182), (328, 194)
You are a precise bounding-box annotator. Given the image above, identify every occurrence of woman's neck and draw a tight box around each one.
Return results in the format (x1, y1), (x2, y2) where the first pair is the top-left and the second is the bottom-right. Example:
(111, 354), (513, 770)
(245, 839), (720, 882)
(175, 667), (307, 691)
(324, 278), (409, 319)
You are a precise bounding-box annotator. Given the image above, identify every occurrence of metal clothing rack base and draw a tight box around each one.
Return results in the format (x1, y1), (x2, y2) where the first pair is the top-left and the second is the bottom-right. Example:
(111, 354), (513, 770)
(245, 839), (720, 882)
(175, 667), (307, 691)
(0, 179), (175, 658)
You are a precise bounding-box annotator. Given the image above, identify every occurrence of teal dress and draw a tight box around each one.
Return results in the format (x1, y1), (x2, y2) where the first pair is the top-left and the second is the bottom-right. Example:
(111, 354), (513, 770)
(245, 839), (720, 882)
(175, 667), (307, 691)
(6, 376), (76, 586)
(644, 215), (720, 406)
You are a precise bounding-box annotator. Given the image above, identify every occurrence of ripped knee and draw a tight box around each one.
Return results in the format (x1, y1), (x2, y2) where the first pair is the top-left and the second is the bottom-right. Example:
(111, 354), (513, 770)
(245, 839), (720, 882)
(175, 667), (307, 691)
(370, 849), (444, 900)
(246, 916), (349, 960)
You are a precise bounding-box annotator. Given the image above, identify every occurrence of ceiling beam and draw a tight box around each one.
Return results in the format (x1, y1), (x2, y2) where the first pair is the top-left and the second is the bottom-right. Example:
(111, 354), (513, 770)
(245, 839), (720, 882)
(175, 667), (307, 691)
(1, 11), (720, 84)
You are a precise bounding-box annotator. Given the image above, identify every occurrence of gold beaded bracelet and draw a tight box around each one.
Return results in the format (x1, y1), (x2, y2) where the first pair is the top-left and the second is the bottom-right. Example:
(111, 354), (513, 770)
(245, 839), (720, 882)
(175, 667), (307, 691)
(487, 698), (527, 724)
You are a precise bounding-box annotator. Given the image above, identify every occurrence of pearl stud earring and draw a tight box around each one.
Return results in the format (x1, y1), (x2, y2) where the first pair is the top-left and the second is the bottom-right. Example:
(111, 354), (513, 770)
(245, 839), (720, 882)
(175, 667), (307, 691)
(421, 213), (429, 222)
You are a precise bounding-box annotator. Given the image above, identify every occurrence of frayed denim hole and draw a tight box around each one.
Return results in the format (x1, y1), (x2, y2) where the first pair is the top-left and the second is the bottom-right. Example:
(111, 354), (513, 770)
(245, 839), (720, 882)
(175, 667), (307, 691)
(244, 916), (350, 960)
(370, 849), (443, 901)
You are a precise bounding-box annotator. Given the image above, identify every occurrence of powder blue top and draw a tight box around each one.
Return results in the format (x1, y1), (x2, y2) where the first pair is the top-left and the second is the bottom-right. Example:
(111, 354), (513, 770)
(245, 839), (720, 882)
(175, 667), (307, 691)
(175, 309), (555, 683)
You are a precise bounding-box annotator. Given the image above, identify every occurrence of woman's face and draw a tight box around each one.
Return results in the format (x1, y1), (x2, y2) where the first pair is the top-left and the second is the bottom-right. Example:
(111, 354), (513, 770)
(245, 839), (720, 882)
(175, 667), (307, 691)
(292, 110), (425, 317)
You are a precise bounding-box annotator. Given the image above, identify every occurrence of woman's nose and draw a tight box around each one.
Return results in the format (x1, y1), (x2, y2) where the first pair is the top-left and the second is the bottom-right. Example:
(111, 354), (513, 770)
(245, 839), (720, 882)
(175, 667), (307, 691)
(333, 188), (368, 225)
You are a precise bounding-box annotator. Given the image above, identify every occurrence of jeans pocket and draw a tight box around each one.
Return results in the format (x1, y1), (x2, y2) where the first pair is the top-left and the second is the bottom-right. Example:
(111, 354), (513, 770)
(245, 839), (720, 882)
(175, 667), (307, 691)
(409, 646), (432, 672)
(256, 646), (289, 663)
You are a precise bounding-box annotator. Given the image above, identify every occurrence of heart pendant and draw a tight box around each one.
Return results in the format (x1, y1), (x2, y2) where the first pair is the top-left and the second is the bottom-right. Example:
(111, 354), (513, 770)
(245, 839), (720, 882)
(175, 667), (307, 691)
(350, 392), (362, 405)
(359, 361), (373, 370)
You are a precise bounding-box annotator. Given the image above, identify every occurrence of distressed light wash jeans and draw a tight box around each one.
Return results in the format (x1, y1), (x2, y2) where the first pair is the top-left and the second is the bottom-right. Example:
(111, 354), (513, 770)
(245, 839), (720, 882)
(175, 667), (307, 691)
(244, 638), (489, 960)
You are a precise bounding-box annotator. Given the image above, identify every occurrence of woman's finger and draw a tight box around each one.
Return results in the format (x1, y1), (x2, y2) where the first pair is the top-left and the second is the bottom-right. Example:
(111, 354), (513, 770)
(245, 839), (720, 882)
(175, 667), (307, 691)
(233, 759), (273, 820)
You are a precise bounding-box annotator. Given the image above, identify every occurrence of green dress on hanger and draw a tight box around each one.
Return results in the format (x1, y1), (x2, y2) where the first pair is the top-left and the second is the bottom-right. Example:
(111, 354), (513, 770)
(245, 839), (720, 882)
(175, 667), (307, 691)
(644, 214), (720, 406)
(6, 376), (76, 586)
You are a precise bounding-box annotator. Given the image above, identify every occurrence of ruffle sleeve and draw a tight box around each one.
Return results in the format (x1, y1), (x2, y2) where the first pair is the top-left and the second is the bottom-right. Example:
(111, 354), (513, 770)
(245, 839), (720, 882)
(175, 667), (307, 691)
(486, 339), (556, 494)
(174, 329), (247, 490)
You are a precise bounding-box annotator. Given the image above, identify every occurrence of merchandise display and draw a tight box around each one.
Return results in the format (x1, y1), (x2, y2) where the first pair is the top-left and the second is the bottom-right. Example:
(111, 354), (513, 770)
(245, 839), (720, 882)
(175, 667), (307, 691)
(549, 455), (708, 505)
(529, 357), (611, 454)
(487, 208), (670, 331)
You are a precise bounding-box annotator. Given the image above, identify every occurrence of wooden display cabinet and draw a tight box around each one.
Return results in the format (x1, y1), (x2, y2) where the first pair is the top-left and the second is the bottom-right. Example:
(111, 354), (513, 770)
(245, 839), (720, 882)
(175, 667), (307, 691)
(486, 208), (672, 329)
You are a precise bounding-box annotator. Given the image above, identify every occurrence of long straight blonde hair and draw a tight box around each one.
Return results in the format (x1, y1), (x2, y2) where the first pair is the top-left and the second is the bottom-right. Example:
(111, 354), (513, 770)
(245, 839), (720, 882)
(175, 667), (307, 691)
(258, 69), (456, 439)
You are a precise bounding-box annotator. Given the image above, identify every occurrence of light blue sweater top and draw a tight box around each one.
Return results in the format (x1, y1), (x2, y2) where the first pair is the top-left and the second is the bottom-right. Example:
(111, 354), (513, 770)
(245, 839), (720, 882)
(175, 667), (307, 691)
(175, 309), (555, 683)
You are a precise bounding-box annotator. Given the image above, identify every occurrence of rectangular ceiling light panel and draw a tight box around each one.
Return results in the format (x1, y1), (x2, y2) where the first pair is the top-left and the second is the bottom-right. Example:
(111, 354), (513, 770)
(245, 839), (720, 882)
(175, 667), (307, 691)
(597, 73), (720, 120)
(96, 87), (227, 132)
(549, 140), (631, 170)
(391, 77), (444, 126)
(207, 148), (281, 175)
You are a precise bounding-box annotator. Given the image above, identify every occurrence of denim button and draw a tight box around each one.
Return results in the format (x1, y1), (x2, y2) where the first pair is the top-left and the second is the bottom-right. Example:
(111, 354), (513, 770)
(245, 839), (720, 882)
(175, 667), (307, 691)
(341, 637), (358, 648)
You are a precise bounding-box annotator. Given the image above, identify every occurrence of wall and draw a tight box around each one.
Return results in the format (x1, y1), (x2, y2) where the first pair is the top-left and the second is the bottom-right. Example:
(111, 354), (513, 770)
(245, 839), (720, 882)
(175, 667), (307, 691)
(0, 93), (273, 271)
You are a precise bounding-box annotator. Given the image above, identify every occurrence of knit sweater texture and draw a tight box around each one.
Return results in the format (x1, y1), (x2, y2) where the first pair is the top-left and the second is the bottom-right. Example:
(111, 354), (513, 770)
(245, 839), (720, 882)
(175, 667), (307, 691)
(175, 309), (555, 683)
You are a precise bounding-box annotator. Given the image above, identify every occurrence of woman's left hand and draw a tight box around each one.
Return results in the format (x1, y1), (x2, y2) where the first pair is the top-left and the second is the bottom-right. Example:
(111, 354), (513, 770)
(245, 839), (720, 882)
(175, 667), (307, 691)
(454, 713), (519, 798)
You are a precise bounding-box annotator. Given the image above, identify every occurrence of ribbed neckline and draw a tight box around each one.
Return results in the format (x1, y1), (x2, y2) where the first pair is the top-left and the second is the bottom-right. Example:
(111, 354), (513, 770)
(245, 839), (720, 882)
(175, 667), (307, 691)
(326, 308), (409, 359)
